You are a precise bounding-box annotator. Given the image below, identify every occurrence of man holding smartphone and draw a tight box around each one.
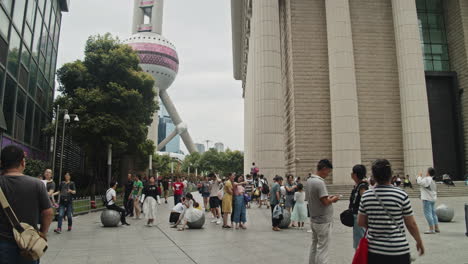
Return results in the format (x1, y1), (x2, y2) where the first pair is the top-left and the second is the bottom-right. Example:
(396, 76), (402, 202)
(306, 159), (339, 264)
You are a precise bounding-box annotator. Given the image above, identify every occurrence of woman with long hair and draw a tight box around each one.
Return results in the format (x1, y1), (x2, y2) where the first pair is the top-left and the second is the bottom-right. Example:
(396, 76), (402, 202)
(142, 176), (160, 227)
(232, 175), (248, 229)
(174, 193), (203, 231)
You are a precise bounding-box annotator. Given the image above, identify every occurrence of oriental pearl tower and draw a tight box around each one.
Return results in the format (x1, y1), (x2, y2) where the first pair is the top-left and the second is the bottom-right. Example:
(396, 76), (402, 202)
(124, 0), (197, 153)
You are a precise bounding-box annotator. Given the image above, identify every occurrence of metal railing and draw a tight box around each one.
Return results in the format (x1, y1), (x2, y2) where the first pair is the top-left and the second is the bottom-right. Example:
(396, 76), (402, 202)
(72, 195), (124, 215)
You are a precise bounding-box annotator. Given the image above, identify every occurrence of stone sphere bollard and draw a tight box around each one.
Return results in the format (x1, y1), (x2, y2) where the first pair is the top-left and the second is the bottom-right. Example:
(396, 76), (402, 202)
(436, 204), (455, 222)
(187, 213), (205, 229)
(101, 209), (121, 227)
(278, 209), (291, 229)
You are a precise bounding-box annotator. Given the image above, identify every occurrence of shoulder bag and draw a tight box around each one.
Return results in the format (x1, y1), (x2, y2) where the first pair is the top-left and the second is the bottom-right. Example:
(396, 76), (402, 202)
(0, 186), (48, 260)
(341, 183), (367, 227)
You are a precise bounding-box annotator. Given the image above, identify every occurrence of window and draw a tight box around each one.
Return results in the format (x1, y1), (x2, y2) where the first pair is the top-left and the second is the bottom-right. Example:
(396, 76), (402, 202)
(23, 25), (32, 50)
(21, 44), (30, 68)
(14, 88), (26, 140)
(7, 29), (21, 77)
(28, 60), (37, 95)
(0, 68), (4, 102)
(35, 85), (42, 106)
(12, 0), (26, 29)
(24, 97), (34, 143)
(3, 76), (16, 134)
(143, 7), (152, 24)
(26, 0), (37, 27)
(37, 0), (44, 14)
(53, 21), (59, 48)
(0, 0), (13, 15)
(0, 7), (10, 39)
(417, 0), (450, 71)
(32, 103), (40, 146)
(43, 0), (51, 28)
(32, 12), (42, 60)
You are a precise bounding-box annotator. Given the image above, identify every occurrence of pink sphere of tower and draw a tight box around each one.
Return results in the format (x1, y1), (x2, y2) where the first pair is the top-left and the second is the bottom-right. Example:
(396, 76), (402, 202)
(123, 32), (178, 91)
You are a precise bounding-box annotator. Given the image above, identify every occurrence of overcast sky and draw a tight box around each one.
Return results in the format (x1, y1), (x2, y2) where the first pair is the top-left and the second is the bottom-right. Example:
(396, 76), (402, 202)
(56, 0), (244, 152)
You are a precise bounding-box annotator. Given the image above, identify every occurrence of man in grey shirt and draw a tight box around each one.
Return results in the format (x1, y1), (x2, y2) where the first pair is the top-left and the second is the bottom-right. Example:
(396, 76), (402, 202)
(306, 159), (339, 264)
(0, 145), (53, 264)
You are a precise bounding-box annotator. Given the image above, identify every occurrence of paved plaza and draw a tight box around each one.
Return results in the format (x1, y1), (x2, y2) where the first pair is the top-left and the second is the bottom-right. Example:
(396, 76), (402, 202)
(42, 194), (468, 264)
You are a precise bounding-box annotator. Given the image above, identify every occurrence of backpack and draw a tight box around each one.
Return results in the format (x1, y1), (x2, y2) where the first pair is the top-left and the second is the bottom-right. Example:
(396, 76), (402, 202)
(261, 180), (269, 194)
(102, 189), (112, 206)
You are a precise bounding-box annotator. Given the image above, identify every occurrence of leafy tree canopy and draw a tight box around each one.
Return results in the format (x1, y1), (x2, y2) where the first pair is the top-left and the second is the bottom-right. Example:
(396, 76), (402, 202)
(55, 33), (157, 158)
(180, 149), (244, 176)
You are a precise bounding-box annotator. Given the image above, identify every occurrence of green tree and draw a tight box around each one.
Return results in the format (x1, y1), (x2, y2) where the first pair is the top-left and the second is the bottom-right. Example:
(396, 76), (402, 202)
(24, 158), (47, 178)
(152, 153), (177, 175)
(181, 149), (244, 176)
(55, 33), (157, 191)
(223, 149), (244, 175)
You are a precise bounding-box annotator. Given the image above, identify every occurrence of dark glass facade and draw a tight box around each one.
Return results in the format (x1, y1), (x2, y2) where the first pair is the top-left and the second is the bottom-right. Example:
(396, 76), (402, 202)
(417, 0), (450, 71)
(0, 0), (67, 159)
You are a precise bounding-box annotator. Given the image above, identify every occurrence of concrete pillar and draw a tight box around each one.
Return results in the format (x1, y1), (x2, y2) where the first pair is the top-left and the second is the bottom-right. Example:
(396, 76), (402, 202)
(245, 37), (255, 175)
(251, 0), (285, 179)
(132, 0), (144, 34)
(392, 0), (433, 177)
(151, 0), (164, 34)
(325, 0), (362, 184)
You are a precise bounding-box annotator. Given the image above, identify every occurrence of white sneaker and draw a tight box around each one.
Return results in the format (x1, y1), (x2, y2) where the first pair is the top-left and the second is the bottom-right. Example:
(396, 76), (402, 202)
(216, 219), (222, 225)
(211, 219), (218, 223)
(148, 223), (153, 227)
(307, 229), (312, 233)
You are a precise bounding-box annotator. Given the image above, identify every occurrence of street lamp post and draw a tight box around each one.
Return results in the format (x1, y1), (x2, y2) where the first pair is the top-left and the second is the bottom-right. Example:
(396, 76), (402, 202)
(57, 109), (79, 202)
(107, 144), (112, 187)
(51, 105), (60, 173)
(148, 154), (152, 178)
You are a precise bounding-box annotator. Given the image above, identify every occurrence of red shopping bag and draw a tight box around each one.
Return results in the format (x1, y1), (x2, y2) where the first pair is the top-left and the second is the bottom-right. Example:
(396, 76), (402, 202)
(352, 236), (368, 264)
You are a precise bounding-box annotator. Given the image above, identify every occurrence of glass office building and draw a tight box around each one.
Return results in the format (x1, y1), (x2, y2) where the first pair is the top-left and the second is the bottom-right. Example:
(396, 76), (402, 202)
(0, 0), (69, 159)
(157, 103), (181, 154)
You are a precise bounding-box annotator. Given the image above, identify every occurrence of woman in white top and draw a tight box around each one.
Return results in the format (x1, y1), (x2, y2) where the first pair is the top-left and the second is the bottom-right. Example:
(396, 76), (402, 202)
(417, 167), (440, 234)
(290, 183), (307, 229)
(176, 193), (203, 231)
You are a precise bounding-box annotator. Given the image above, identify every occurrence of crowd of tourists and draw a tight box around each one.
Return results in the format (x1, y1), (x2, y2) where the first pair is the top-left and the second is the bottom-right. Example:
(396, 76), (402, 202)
(0, 143), (454, 264)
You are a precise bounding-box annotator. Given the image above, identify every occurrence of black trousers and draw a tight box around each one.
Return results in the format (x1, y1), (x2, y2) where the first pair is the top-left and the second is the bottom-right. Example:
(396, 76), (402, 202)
(124, 196), (134, 216)
(368, 252), (410, 264)
(271, 204), (280, 227)
(106, 204), (127, 224)
(169, 212), (181, 223)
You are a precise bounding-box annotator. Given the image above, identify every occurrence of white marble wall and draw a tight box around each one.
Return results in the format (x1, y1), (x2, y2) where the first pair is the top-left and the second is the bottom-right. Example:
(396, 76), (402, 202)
(392, 0), (434, 176)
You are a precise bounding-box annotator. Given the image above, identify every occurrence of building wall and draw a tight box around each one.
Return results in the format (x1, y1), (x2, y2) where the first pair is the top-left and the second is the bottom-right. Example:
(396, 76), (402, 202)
(444, 0), (468, 173)
(0, 0), (64, 157)
(286, 0), (332, 182)
(350, 0), (404, 175)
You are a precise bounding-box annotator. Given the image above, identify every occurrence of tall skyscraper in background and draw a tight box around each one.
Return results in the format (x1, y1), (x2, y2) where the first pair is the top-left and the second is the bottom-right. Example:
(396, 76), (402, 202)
(124, 0), (197, 154)
(195, 143), (205, 153)
(214, 142), (224, 152)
